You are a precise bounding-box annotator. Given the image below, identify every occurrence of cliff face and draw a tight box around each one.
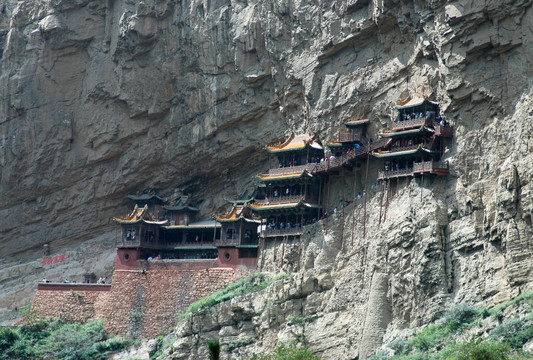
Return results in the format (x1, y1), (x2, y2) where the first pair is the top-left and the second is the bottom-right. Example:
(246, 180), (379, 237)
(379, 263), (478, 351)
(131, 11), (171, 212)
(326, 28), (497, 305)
(1, 0), (533, 354)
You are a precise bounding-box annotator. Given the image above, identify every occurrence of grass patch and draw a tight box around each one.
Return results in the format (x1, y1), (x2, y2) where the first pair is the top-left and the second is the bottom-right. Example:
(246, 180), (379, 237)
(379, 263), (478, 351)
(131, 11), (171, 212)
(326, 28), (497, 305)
(380, 294), (533, 359)
(227, 337), (253, 351)
(249, 342), (320, 360)
(179, 272), (290, 322)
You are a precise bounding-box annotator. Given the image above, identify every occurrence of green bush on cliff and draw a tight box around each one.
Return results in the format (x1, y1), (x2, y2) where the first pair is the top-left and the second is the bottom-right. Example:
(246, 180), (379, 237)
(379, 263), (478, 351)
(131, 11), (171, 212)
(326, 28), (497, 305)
(0, 317), (129, 360)
(180, 272), (290, 321)
(249, 342), (320, 360)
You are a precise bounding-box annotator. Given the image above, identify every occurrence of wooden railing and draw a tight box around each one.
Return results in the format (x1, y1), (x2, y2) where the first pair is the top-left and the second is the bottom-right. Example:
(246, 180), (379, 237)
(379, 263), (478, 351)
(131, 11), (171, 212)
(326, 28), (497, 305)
(267, 163), (319, 176)
(387, 143), (422, 153)
(257, 195), (307, 205)
(391, 118), (427, 130)
(115, 238), (216, 248)
(413, 160), (449, 174)
(434, 124), (454, 137)
(338, 131), (364, 143)
(377, 167), (414, 179)
(314, 145), (368, 173)
(115, 238), (140, 248)
(262, 227), (303, 237)
(214, 239), (240, 246)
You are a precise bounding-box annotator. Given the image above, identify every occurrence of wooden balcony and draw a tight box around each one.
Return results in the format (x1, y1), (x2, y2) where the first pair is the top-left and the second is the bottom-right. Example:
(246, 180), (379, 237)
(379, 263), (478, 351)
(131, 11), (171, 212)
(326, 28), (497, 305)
(434, 124), (454, 137)
(377, 167), (414, 180)
(257, 195), (313, 205)
(377, 161), (449, 180)
(262, 227), (303, 238)
(338, 131), (364, 143)
(413, 160), (449, 175)
(391, 118), (427, 131)
(267, 163), (319, 176)
(115, 238), (216, 249)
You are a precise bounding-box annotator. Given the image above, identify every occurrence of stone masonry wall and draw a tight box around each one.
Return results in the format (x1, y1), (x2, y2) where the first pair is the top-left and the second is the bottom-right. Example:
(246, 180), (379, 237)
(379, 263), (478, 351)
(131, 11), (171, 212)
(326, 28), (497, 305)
(30, 267), (246, 339)
(96, 268), (244, 339)
(32, 288), (110, 323)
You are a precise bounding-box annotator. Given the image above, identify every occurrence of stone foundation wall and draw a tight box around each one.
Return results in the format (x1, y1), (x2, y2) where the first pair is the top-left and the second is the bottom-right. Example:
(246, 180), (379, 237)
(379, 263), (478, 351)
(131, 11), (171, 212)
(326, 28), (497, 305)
(31, 267), (246, 339)
(32, 287), (110, 323)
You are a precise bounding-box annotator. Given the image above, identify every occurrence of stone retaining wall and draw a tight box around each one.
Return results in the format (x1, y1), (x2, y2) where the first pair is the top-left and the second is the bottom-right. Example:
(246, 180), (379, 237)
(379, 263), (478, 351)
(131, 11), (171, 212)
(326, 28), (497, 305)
(32, 287), (110, 323)
(31, 267), (246, 338)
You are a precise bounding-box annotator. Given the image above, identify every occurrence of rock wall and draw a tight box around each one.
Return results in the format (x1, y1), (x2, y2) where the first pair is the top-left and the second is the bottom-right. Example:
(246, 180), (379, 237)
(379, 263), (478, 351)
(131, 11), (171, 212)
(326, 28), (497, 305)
(1, 0), (533, 356)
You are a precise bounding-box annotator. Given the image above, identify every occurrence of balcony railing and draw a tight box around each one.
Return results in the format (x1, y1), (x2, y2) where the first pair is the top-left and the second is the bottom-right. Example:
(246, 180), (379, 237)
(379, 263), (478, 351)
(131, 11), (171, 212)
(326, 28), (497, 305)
(434, 124), (454, 137)
(267, 163), (319, 176)
(257, 195), (317, 205)
(262, 227), (303, 237)
(391, 118), (427, 131)
(338, 131), (364, 143)
(214, 239), (240, 246)
(413, 160), (449, 174)
(115, 238), (216, 248)
(377, 167), (414, 180)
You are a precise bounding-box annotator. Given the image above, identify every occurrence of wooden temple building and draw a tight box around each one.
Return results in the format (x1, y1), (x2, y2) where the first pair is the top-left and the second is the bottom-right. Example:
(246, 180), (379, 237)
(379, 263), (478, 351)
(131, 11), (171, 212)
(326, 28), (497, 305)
(249, 134), (324, 240)
(373, 98), (453, 180)
(213, 195), (261, 268)
(113, 195), (221, 270)
(326, 118), (369, 157)
(112, 97), (453, 270)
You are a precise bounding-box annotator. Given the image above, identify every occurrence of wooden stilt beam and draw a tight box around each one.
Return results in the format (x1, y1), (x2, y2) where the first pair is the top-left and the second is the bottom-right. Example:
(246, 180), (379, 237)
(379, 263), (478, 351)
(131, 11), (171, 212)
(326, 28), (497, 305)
(341, 168), (345, 251)
(363, 152), (370, 239)
(351, 162), (357, 247)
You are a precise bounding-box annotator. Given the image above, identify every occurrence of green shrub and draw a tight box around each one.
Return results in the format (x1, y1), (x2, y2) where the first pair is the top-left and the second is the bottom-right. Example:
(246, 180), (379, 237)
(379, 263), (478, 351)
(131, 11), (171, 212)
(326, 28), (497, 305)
(249, 342), (320, 360)
(208, 340), (220, 360)
(439, 303), (478, 333)
(179, 273), (290, 322)
(227, 337), (253, 351)
(387, 338), (411, 356)
(0, 318), (129, 360)
(452, 339), (510, 360)
(409, 325), (442, 351)
(490, 318), (533, 349)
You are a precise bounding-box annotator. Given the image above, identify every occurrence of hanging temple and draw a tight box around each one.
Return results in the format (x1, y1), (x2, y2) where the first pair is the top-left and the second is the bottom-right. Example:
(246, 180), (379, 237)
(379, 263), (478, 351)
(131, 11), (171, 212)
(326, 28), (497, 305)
(112, 97), (454, 270)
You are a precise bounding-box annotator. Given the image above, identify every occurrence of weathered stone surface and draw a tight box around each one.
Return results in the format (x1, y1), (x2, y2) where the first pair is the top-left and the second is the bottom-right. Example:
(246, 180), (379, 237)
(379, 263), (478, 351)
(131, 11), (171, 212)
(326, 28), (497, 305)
(2, 0), (533, 358)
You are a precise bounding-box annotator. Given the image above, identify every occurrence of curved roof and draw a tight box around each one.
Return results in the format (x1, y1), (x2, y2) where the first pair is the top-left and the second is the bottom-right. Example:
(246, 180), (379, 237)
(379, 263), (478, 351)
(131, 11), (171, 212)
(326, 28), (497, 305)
(163, 220), (220, 230)
(256, 170), (313, 182)
(379, 126), (434, 138)
(163, 205), (199, 212)
(372, 146), (439, 159)
(394, 98), (439, 110)
(113, 204), (169, 225)
(265, 134), (323, 153)
(127, 194), (164, 202)
(248, 200), (321, 212)
(326, 140), (344, 148)
(213, 205), (261, 223)
(344, 119), (369, 127)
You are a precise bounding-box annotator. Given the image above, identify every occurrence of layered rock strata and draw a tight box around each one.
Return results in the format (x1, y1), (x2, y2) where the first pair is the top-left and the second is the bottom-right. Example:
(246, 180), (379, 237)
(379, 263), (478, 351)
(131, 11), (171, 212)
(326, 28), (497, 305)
(0, 0), (533, 357)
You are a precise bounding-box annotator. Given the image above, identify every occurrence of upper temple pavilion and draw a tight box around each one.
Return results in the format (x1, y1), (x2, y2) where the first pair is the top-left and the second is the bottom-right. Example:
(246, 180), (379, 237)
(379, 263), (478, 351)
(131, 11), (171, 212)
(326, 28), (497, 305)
(249, 134), (324, 239)
(372, 97), (453, 180)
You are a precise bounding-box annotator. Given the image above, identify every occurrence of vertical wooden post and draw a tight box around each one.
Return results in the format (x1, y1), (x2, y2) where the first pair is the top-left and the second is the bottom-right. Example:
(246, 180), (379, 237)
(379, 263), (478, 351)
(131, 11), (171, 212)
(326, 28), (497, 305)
(378, 181), (384, 228)
(351, 163), (357, 247)
(363, 152), (370, 239)
(341, 168), (345, 251)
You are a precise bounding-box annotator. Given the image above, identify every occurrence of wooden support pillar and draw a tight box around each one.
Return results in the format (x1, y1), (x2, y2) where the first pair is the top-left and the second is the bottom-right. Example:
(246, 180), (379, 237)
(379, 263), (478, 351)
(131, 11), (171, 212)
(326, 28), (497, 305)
(363, 153), (370, 239)
(378, 181), (384, 228)
(341, 168), (345, 251)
